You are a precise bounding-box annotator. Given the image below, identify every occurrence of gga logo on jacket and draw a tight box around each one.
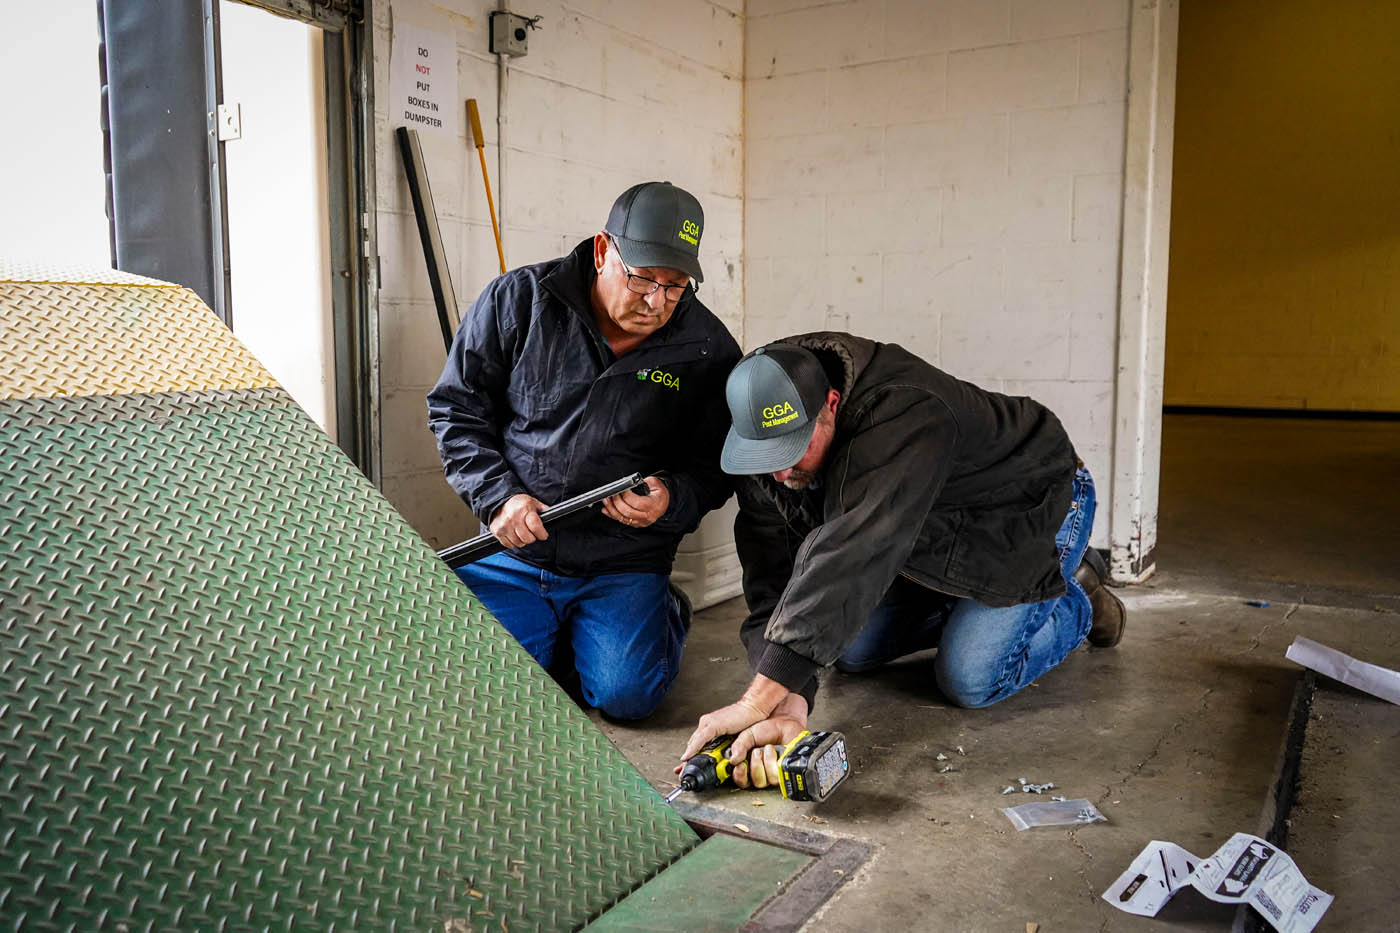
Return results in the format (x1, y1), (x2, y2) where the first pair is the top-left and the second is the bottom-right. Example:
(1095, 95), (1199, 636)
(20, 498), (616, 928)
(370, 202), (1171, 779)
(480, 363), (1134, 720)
(636, 368), (681, 391)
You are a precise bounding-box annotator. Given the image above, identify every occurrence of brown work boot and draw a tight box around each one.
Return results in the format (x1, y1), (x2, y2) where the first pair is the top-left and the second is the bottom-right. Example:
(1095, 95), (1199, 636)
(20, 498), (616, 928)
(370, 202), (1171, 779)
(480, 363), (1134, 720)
(1074, 547), (1126, 647)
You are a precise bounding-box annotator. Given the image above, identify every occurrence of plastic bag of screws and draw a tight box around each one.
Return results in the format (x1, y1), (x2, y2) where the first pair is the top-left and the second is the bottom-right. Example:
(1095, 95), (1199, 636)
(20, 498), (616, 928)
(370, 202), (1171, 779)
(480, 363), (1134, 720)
(1001, 798), (1107, 830)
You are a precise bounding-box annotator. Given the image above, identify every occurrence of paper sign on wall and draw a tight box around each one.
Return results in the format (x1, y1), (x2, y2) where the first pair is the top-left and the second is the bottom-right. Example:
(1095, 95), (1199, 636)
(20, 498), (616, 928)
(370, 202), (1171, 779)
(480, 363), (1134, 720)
(389, 21), (458, 138)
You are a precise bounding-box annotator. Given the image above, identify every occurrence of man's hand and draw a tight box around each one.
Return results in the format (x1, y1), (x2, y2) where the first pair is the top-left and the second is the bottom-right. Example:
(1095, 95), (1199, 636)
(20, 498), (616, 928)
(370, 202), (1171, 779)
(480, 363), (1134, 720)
(601, 475), (668, 529)
(490, 493), (549, 548)
(678, 675), (807, 783)
(730, 693), (809, 788)
(677, 700), (768, 768)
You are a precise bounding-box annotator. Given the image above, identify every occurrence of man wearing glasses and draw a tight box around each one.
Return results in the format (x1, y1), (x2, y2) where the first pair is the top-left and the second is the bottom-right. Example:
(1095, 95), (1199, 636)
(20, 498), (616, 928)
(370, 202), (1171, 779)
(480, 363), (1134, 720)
(428, 181), (741, 719)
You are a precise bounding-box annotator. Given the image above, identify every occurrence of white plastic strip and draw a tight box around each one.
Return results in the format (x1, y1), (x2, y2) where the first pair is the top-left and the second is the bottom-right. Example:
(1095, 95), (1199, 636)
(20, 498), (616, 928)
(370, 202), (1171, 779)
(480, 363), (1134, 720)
(1285, 636), (1400, 706)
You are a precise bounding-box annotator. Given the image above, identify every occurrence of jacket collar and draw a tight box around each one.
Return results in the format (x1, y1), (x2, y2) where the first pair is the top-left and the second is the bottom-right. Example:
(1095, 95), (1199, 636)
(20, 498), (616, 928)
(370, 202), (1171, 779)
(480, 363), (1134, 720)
(540, 238), (601, 320)
(780, 331), (876, 400)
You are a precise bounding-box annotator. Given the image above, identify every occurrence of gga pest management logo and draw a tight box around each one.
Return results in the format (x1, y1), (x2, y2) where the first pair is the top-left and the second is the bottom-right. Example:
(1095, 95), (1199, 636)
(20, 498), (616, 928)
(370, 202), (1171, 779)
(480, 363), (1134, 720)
(761, 401), (799, 429)
(636, 368), (681, 391)
(677, 219), (700, 247)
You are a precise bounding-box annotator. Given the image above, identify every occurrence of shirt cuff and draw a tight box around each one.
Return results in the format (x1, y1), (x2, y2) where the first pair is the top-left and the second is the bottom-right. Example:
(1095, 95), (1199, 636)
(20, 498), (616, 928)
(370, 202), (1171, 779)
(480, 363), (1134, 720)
(756, 641), (822, 695)
(795, 676), (818, 716)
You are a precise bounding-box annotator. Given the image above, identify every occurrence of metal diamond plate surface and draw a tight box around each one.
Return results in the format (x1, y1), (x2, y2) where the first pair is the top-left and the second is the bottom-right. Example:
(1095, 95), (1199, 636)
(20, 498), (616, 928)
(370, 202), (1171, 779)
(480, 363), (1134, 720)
(0, 260), (176, 287)
(0, 388), (697, 930)
(0, 282), (275, 401)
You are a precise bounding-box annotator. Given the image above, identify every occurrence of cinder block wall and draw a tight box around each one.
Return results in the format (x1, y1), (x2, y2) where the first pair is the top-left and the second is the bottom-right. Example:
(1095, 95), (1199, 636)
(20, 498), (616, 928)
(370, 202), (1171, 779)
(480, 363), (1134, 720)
(1165, 0), (1400, 412)
(745, 0), (1131, 546)
(372, 0), (744, 546)
(375, 0), (1137, 550)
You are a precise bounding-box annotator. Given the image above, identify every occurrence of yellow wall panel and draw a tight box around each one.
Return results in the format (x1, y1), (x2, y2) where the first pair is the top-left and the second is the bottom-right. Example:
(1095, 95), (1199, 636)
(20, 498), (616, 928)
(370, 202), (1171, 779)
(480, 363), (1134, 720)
(1165, 0), (1400, 411)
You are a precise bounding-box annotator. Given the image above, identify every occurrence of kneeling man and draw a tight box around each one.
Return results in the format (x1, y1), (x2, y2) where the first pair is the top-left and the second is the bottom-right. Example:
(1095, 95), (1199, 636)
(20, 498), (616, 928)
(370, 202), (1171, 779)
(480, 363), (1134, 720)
(680, 331), (1125, 780)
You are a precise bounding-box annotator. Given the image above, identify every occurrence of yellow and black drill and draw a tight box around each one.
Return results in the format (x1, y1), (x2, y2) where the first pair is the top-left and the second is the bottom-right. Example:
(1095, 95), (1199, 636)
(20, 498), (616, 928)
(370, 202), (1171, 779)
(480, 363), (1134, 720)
(666, 730), (849, 804)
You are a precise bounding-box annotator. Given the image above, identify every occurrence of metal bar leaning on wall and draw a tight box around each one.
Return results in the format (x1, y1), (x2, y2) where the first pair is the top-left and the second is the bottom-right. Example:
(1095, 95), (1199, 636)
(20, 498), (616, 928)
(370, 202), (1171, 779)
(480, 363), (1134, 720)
(395, 126), (459, 352)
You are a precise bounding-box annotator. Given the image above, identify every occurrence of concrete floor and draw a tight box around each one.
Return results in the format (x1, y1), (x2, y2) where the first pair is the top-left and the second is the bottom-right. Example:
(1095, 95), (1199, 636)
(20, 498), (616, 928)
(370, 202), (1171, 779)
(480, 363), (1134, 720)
(1153, 415), (1400, 612)
(1289, 677), (1400, 931)
(594, 414), (1400, 931)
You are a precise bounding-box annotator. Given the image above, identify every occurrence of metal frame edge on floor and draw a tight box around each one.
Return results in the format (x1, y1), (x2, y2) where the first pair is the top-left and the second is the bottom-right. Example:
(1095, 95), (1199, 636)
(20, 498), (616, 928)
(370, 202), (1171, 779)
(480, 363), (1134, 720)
(672, 801), (874, 933)
(1230, 669), (1317, 933)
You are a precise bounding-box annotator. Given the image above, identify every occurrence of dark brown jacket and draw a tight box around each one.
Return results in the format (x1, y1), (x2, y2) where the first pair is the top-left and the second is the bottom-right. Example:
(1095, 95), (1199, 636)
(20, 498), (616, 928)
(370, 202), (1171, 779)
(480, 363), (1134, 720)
(734, 332), (1078, 701)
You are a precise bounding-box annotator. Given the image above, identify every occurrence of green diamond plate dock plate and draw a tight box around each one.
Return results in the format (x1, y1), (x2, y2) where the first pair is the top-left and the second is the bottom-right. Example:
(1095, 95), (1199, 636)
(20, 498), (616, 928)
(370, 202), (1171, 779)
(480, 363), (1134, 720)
(583, 834), (811, 933)
(0, 388), (698, 930)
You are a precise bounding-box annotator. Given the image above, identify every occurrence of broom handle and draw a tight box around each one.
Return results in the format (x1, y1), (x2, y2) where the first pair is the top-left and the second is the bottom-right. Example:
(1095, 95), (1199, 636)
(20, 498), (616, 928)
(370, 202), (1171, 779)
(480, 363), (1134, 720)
(467, 99), (507, 274)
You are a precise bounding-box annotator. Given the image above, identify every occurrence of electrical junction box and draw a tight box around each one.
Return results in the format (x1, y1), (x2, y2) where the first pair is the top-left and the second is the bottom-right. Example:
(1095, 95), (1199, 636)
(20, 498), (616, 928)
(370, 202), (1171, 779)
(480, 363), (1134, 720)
(490, 11), (531, 57)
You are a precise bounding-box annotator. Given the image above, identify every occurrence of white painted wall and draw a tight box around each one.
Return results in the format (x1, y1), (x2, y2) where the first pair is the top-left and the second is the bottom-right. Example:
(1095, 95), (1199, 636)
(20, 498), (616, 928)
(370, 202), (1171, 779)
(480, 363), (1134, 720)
(0, 1), (112, 268)
(744, 0), (1132, 547)
(373, 0), (746, 547)
(220, 2), (338, 438)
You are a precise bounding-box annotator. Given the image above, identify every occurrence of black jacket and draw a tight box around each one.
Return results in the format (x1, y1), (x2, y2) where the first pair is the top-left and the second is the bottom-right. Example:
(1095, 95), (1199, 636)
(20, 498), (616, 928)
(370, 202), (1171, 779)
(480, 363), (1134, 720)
(734, 332), (1079, 701)
(428, 239), (742, 576)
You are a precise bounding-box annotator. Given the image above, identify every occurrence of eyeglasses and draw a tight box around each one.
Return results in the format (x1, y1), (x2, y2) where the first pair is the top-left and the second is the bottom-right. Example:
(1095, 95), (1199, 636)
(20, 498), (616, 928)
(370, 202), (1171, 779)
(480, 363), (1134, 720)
(609, 237), (695, 300)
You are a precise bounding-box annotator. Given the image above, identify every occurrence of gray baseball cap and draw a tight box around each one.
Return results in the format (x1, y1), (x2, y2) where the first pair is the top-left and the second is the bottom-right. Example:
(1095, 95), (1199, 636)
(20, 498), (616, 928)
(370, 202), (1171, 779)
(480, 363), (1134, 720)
(604, 181), (705, 283)
(721, 345), (831, 475)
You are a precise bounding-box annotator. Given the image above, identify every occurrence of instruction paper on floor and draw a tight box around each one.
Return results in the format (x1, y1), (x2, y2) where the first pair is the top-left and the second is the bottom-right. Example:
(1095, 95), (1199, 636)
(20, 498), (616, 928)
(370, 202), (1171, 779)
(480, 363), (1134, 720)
(1100, 840), (1198, 917)
(1102, 833), (1331, 933)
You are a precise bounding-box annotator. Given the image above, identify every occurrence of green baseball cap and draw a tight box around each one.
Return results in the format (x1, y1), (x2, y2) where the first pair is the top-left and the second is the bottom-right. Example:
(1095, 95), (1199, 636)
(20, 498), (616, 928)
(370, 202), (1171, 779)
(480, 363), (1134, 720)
(721, 345), (831, 475)
(605, 181), (705, 283)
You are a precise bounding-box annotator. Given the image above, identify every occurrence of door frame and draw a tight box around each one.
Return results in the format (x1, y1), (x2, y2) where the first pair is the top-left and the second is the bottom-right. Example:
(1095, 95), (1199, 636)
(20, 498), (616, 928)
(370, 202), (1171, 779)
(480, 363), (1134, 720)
(100, 0), (379, 480)
(1109, 0), (1179, 583)
(233, 0), (379, 481)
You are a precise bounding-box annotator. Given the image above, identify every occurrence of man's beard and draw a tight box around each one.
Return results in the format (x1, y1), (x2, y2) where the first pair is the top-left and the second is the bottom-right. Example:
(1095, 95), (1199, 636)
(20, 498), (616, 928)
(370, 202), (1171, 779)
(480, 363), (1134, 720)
(782, 467), (819, 490)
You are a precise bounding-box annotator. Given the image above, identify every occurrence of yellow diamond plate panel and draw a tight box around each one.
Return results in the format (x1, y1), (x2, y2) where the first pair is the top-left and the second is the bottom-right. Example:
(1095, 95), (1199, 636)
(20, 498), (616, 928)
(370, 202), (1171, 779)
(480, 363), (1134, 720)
(0, 259), (178, 287)
(0, 280), (276, 401)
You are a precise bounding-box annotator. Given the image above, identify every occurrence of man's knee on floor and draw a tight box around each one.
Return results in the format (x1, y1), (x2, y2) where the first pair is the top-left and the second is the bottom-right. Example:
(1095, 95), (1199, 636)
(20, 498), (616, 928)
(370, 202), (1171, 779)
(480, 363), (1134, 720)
(583, 675), (669, 720)
(934, 664), (1005, 710)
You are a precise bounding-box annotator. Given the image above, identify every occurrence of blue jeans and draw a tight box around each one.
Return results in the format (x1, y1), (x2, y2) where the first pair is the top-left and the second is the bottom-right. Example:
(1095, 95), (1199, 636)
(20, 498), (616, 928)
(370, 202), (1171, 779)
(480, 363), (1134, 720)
(454, 552), (688, 719)
(834, 466), (1096, 709)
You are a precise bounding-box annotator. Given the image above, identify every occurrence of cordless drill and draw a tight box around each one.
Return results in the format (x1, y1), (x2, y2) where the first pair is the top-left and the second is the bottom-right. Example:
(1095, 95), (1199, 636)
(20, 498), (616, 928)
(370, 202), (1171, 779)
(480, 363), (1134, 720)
(666, 730), (849, 804)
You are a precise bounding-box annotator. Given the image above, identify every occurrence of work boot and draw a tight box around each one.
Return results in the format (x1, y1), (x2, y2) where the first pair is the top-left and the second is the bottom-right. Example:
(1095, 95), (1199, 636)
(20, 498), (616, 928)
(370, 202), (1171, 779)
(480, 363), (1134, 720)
(1074, 547), (1126, 648)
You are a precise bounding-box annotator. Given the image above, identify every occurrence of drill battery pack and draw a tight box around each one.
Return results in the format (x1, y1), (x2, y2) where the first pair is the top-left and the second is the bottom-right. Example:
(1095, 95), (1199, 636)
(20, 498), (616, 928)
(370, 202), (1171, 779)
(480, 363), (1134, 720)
(778, 730), (849, 803)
